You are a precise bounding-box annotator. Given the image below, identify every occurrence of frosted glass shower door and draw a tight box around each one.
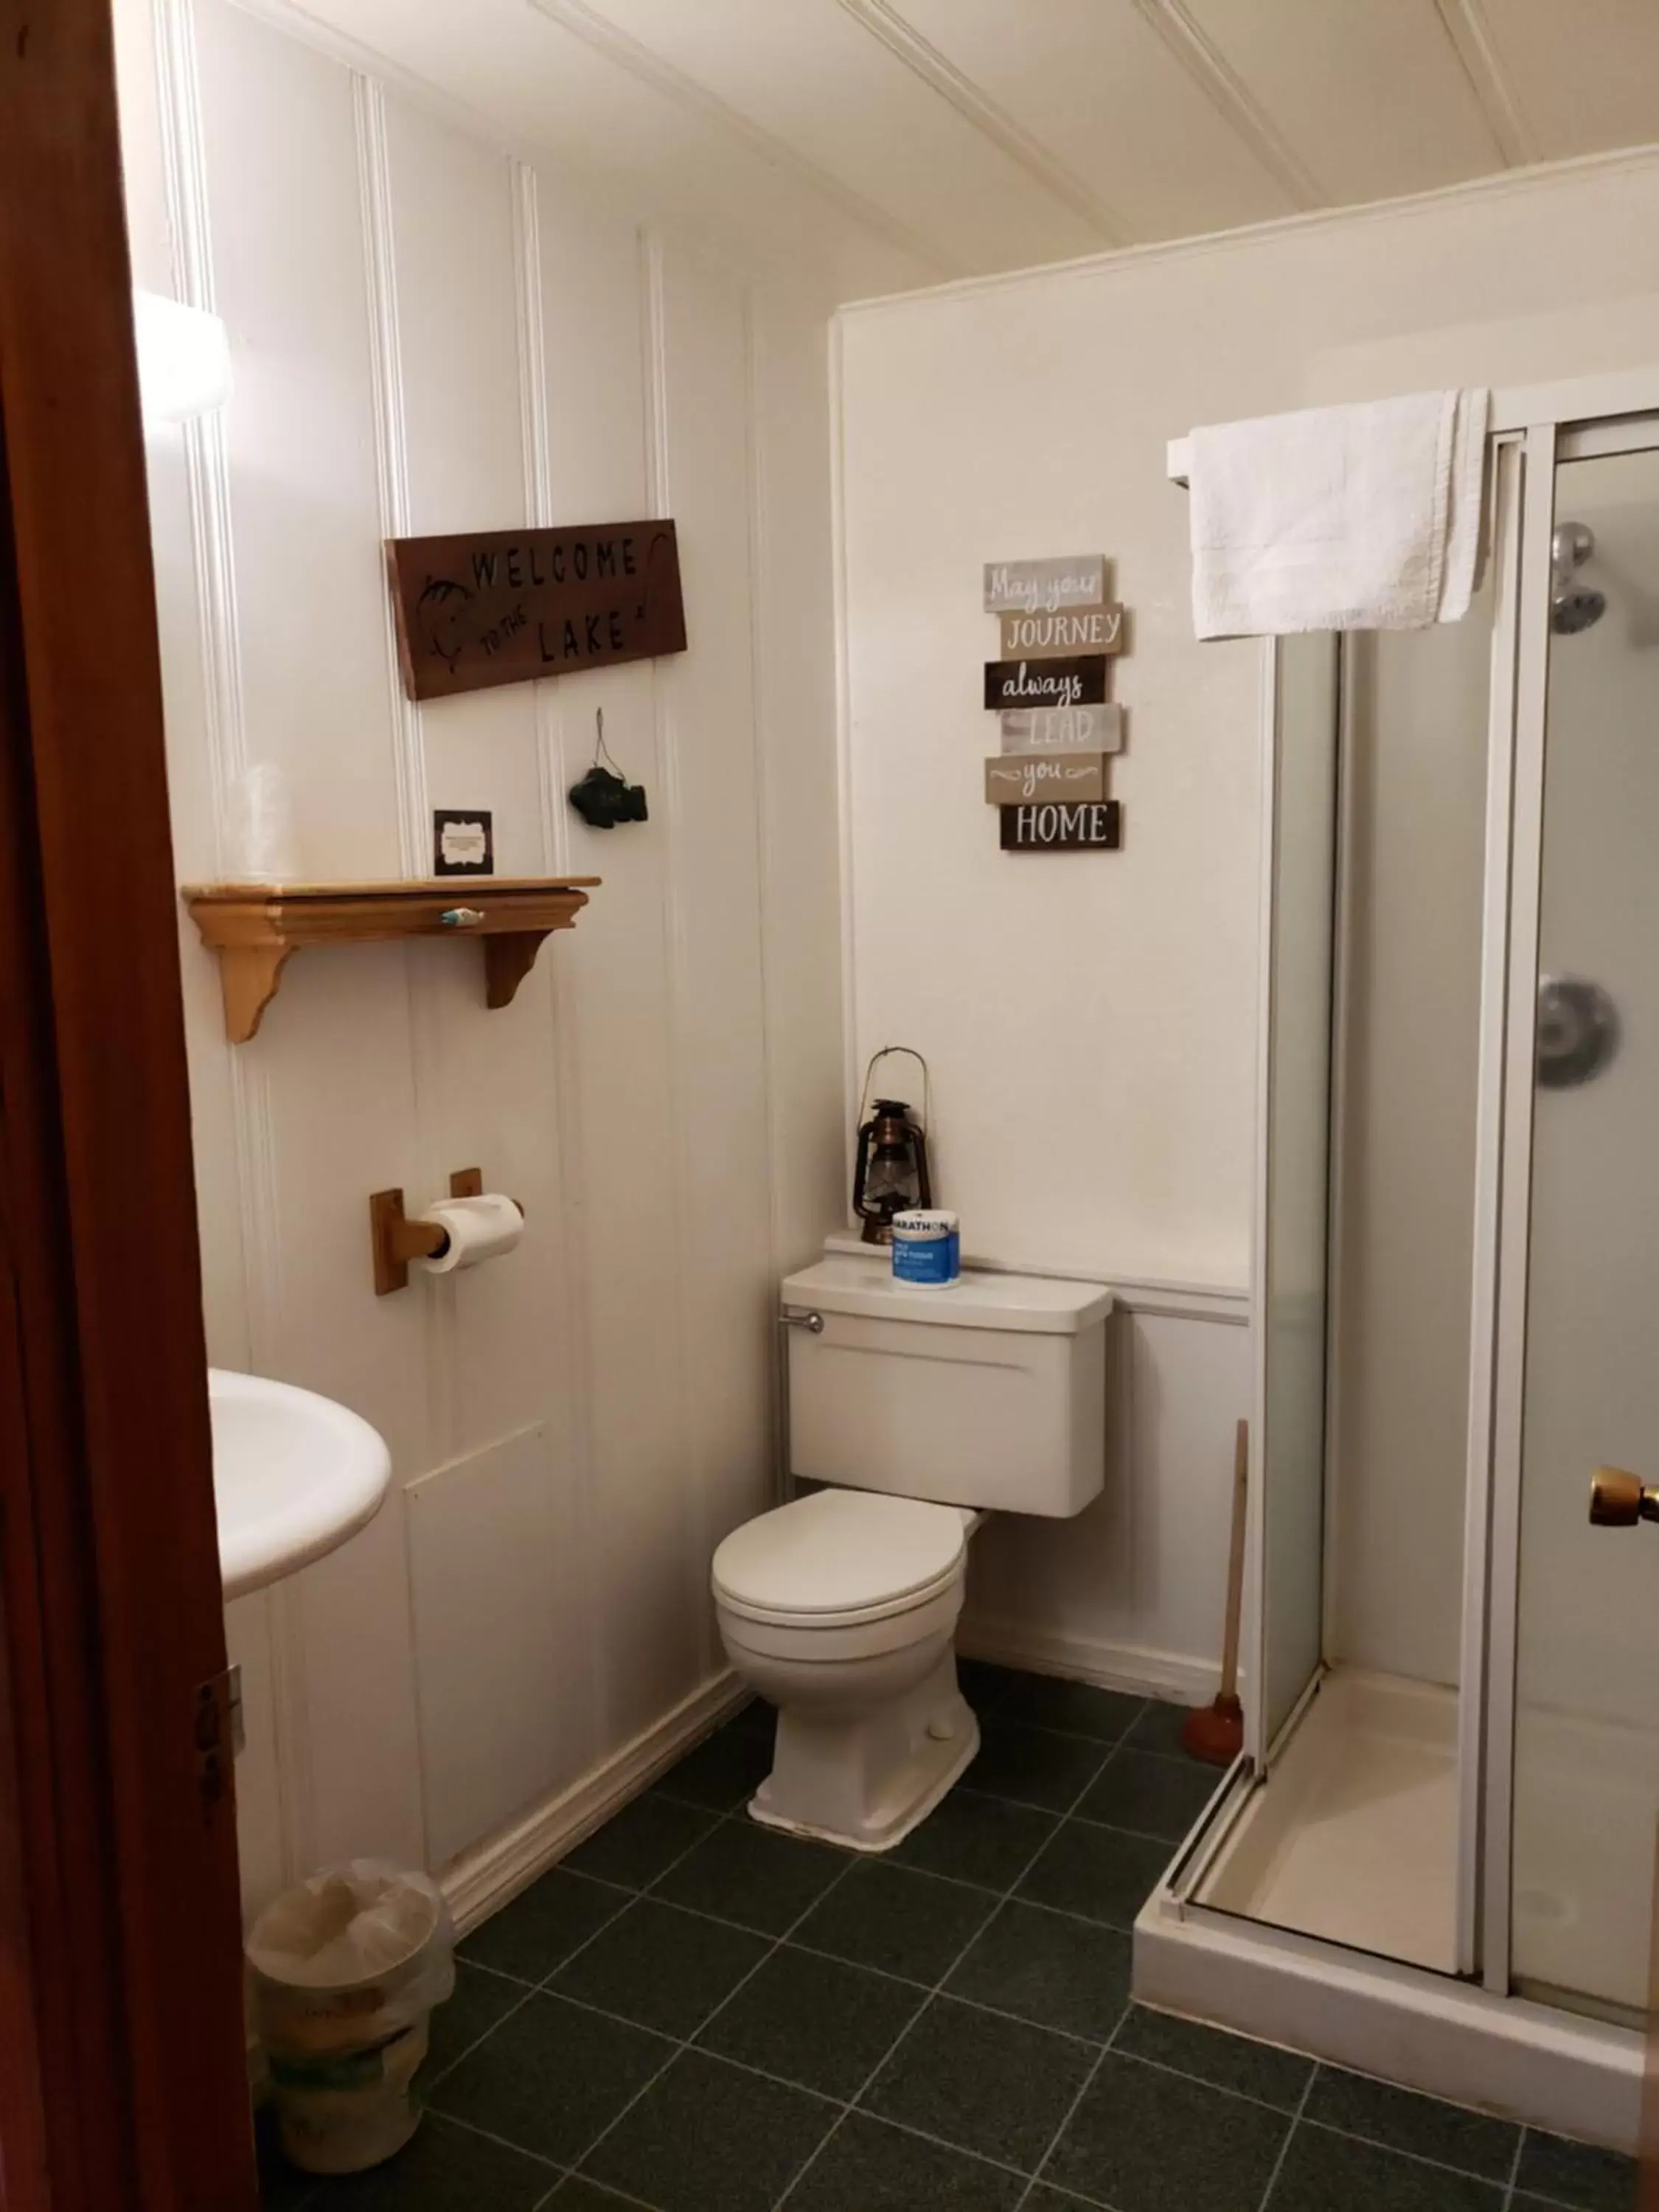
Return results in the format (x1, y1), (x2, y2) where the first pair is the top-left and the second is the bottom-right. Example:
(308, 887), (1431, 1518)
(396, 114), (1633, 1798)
(1510, 443), (1659, 2017)
(1253, 635), (1340, 1756)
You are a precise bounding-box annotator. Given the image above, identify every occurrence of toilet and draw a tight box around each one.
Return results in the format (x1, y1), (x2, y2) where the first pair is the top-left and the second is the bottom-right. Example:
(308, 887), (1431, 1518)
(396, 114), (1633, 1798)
(712, 1250), (1113, 1851)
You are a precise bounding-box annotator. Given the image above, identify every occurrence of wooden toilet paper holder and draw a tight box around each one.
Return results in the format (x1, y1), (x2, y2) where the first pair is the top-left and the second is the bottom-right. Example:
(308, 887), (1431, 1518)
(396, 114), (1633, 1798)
(369, 1166), (504, 1295)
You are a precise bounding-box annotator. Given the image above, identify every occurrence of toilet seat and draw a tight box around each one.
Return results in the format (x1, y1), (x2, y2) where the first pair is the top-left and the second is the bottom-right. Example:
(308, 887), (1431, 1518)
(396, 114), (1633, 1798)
(713, 1489), (967, 1631)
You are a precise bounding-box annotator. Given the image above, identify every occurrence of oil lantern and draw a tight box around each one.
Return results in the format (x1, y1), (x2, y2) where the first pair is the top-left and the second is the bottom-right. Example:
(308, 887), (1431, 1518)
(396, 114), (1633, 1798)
(852, 1048), (933, 1245)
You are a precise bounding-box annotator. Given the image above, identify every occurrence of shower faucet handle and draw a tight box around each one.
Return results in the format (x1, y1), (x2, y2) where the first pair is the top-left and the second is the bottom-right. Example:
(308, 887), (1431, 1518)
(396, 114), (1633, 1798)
(1587, 1467), (1659, 1527)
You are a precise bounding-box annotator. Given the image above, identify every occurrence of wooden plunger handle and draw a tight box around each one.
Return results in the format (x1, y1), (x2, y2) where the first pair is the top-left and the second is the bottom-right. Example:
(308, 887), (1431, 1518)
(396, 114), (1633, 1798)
(1218, 1418), (1249, 1705)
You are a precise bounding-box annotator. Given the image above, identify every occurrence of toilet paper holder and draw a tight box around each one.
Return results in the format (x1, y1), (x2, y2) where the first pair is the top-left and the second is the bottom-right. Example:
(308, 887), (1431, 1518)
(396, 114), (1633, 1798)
(369, 1167), (523, 1295)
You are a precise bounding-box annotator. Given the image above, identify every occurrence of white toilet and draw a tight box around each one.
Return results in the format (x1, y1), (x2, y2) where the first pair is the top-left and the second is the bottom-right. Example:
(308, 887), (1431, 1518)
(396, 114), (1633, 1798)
(712, 1250), (1113, 1851)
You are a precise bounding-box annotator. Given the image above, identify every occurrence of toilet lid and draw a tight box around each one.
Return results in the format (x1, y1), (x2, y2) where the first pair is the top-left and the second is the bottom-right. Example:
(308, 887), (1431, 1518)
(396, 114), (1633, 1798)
(712, 1489), (967, 1623)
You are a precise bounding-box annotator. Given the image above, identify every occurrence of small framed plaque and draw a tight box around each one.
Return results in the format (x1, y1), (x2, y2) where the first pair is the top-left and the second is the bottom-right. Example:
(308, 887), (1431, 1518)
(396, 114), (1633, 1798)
(433, 808), (495, 877)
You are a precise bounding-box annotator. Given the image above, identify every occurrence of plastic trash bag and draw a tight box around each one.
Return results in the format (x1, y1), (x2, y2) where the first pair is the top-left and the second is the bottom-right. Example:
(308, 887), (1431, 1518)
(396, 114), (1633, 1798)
(246, 1860), (455, 2176)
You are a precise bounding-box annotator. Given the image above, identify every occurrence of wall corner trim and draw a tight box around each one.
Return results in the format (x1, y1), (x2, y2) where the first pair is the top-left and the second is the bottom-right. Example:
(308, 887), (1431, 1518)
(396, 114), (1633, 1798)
(439, 1669), (745, 1935)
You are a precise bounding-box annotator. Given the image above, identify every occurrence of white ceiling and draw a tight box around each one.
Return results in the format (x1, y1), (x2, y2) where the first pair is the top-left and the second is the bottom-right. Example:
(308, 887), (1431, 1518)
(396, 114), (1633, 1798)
(266, 0), (1659, 299)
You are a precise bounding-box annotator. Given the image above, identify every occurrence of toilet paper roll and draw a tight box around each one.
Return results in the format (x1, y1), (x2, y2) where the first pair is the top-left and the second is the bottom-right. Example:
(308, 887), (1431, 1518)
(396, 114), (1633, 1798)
(417, 1193), (524, 1275)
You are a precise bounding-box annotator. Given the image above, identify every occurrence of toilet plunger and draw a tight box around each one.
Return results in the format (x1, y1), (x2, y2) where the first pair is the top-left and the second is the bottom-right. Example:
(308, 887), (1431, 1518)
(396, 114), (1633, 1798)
(1180, 1419), (1248, 1766)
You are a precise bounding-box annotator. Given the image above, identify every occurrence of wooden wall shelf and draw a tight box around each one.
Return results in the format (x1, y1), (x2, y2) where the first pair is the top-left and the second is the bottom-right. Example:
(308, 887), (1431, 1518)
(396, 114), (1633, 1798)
(181, 877), (599, 1043)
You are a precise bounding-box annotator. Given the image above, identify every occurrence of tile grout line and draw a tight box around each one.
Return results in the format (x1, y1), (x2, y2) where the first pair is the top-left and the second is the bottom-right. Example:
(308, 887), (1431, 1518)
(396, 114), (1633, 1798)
(407, 1696), (1197, 2208)
(1500, 2123), (1526, 2210)
(556, 1832), (872, 2191)
(499, 1871), (1581, 2200)
(284, 1693), (1616, 2212)
(395, 1694), (1147, 2209)
(1504, 2124), (1531, 2212)
(768, 1684), (1121, 2212)
(427, 1792), (752, 2110)
(481, 1800), (1176, 1933)
(1296, 2115), (1541, 2191)
(1009, 1999), (1135, 2209)
(959, 1702), (1161, 2211)
(1253, 2065), (1318, 2212)
(769, 1801), (1074, 2212)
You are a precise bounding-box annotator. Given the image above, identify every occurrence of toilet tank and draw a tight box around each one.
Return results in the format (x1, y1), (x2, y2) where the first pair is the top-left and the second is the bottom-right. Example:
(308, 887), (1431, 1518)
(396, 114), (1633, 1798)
(782, 1252), (1113, 1518)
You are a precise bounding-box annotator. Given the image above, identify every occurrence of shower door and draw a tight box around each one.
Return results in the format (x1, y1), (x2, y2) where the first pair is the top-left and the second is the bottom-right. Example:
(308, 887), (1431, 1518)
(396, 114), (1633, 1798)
(1251, 633), (1340, 1759)
(1503, 434), (1659, 2019)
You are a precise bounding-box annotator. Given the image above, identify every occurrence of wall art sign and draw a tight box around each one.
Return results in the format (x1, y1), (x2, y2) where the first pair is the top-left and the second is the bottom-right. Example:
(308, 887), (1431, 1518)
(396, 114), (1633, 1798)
(432, 808), (494, 876)
(386, 521), (687, 702)
(1000, 703), (1123, 754)
(984, 655), (1107, 712)
(1000, 800), (1122, 851)
(984, 753), (1107, 804)
(998, 605), (1123, 658)
(983, 555), (1104, 615)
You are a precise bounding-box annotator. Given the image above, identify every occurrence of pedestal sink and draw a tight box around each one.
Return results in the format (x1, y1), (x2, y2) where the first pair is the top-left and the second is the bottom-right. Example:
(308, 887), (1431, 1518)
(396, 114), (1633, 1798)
(209, 1368), (392, 1600)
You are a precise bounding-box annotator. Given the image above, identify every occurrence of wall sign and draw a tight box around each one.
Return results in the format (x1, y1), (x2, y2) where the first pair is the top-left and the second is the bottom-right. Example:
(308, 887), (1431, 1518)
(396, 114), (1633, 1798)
(998, 605), (1123, 658)
(983, 556), (1104, 615)
(1000, 703), (1123, 754)
(984, 655), (1107, 711)
(433, 808), (494, 876)
(1000, 800), (1121, 851)
(984, 753), (1106, 804)
(386, 520), (687, 702)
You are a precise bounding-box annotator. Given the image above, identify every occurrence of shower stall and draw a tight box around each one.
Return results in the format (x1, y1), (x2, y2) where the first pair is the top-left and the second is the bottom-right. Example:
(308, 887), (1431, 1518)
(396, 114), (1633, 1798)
(1144, 371), (1659, 2148)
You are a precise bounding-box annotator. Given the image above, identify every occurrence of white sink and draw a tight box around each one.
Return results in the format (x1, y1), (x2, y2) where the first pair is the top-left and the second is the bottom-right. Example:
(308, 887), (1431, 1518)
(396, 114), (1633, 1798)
(209, 1368), (392, 1600)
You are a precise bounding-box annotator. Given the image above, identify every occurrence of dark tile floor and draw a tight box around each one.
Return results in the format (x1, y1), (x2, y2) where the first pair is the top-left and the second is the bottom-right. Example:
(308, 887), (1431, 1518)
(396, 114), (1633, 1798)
(260, 1663), (1639, 2212)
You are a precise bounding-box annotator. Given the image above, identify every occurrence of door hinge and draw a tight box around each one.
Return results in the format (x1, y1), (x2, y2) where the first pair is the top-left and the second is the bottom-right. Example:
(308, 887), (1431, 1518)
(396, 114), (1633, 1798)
(193, 1663), (243, 1808)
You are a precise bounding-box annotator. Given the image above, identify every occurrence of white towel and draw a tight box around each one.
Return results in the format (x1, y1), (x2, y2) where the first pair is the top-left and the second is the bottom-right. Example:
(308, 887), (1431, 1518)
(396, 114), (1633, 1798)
(1188, 389), (1489, 639)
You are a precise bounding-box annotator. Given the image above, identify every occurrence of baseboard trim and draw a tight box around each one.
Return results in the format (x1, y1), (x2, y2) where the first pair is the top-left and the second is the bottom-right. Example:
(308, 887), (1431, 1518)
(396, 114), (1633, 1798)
(960, 1618), (1219, 1708)
(439, 1669), (747, 1936)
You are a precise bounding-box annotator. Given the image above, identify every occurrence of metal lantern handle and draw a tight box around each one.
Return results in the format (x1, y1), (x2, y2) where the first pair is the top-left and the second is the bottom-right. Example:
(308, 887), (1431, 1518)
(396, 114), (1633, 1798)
(857, 1046), (931, 1132)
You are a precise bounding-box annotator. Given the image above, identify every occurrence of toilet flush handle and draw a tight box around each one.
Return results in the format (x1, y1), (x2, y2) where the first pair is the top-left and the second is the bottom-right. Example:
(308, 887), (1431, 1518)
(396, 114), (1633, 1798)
(780, 1309), (824, 1335)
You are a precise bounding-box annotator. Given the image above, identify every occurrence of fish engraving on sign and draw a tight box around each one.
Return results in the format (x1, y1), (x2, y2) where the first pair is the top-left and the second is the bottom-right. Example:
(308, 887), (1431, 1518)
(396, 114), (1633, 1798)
(998, 605), (1124, 658)
(984, 753), (1107, 804)
(1000, 800), (1121, 851)
(386, 521), (686, 701)
(1000, 704), (1124, 754)
(983, 556), (1105, 615)
(984, 656), (1108, 712)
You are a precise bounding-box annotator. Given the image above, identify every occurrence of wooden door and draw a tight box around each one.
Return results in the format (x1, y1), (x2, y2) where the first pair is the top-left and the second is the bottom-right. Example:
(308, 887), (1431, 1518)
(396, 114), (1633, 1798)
(0, 0), (257, 2205)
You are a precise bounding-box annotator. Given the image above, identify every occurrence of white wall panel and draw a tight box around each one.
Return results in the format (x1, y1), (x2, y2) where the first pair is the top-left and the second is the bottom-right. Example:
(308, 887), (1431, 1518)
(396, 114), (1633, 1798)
(749, 297), (847, 1273)
(193, 1), (401, 880)
(838, 151), (1659, 1683)
(964, 1310), (1251, 1694)
(406, 1427), (567, 1866)
(240, 0), (937, 300)
(128, 0), (846, 1913)
(655, 243), (773, 1656)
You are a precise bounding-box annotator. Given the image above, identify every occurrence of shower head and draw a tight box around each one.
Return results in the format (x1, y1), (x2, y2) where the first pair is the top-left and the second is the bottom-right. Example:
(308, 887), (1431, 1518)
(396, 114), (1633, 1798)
(1551, 521), (1607, 633)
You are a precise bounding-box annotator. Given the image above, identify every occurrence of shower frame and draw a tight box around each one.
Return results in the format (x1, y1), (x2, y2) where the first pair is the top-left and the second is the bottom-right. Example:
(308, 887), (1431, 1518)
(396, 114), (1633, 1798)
(1146, 365), (1659, 2148)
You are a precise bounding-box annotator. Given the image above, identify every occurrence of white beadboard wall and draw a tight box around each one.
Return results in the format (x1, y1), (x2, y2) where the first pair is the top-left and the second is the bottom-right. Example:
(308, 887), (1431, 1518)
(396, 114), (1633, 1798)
(836, 149), (1659, 1697)
(117, 0), (844, 1916)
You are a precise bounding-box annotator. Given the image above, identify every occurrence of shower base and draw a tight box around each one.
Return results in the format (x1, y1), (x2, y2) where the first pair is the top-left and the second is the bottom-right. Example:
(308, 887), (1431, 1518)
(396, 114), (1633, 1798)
(1134, 1664), (1645, 2149)
(1195, 1667), (1456, 1972)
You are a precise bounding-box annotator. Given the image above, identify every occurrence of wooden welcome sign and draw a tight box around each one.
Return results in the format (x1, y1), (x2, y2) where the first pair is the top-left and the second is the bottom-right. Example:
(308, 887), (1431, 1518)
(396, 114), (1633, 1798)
(386, 521), (687, 702)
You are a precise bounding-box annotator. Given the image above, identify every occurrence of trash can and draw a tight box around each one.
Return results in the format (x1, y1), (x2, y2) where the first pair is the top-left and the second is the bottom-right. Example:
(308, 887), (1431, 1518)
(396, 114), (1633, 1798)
(246, 1860), (456, 2177)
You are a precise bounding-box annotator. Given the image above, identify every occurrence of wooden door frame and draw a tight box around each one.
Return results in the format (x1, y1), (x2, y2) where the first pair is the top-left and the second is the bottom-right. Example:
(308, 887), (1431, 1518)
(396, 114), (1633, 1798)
(0, 0), (256, 2204)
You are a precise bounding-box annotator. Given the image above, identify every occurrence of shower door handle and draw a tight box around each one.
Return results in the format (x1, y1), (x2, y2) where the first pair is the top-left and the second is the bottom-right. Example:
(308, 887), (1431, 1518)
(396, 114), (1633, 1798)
(1587, 1467), (1659, 1526)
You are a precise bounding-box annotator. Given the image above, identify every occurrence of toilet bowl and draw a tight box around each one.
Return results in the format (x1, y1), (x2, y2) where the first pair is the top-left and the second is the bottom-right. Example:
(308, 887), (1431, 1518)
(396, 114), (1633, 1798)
(713, 1249), (1113, 1853)
(712, 1487), (979, 1851)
